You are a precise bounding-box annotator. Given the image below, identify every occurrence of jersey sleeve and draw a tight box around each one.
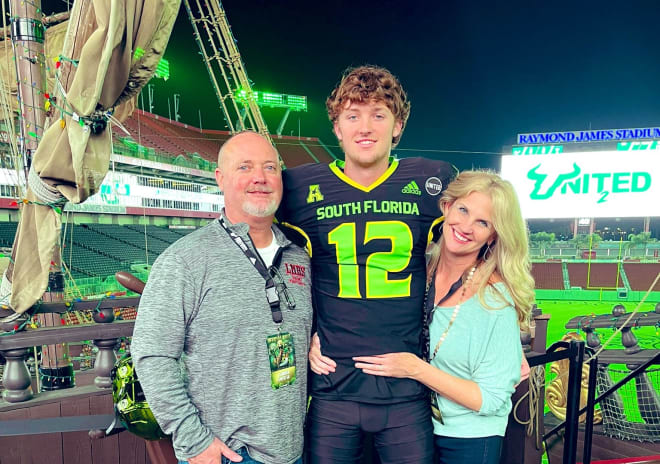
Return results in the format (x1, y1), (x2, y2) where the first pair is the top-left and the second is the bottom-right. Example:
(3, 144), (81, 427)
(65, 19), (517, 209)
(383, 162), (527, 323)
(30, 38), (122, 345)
(278, 163), (320, 223)
(277, 163), (325, 253)
(419, 158), (457, 197)
(401, 157), (455, 243)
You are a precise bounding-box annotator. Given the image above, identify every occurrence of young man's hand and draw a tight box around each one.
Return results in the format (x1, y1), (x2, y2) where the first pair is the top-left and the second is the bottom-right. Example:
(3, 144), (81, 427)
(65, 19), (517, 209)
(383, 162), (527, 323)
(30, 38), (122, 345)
(188, 438), (243, 463)
(353, 352), (423, 379)
(309, 332), (336, 375)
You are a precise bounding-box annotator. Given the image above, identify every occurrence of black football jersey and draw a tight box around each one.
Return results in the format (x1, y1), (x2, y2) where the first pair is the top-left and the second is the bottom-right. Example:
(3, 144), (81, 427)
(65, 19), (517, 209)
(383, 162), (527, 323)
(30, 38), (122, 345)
(279, 157), (455, 403)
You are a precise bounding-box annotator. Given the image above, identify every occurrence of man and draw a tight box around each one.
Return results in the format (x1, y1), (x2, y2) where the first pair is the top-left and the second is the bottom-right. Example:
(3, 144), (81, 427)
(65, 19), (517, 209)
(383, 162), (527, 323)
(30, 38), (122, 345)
(277, 66), (455, 463)
(132, 131), (313, 464)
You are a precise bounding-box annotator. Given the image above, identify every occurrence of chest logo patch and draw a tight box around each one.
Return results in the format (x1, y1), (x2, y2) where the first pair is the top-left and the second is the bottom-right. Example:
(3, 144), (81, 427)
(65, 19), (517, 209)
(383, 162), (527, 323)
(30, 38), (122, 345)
(284, 262), (307, 285)
(425, 177), (443, 196)
(306, 184), (324, 204)
(401, 180), (422, 196)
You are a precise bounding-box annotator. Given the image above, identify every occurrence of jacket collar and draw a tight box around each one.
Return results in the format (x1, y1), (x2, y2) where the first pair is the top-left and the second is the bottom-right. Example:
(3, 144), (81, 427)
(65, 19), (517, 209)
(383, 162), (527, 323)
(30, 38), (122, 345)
(218, 208), (291, 248)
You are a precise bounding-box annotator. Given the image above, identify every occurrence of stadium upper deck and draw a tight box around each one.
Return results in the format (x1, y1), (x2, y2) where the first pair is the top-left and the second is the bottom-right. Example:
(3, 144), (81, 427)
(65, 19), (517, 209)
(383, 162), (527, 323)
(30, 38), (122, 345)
(115, 109), (336, 168)
(0, 109), (337, 222)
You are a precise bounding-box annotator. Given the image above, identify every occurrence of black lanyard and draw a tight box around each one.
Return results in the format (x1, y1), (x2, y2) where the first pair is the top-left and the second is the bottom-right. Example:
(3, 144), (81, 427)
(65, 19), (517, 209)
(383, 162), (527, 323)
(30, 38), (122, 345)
(435, 276), (464, 306)
(425, 272), (463, 313)
(218, 217), (285, 324)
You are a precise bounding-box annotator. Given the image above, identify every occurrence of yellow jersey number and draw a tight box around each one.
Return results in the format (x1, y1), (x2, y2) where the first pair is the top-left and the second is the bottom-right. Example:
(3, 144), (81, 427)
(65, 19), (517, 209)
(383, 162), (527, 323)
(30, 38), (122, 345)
(328, 221), (413, 298)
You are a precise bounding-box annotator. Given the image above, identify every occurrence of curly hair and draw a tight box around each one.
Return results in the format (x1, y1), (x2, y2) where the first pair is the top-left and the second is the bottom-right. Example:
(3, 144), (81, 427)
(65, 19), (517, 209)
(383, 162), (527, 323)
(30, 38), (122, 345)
(326, 65), (410, 145)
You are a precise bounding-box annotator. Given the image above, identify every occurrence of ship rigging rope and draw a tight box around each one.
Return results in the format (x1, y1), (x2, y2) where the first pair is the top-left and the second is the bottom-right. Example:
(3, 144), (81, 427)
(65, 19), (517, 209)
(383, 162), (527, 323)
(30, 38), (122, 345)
(0, 0), (23, 196)
(134, 104), (151, 265)
(585, 271), (659, 361)
(60, 209), (83, 300)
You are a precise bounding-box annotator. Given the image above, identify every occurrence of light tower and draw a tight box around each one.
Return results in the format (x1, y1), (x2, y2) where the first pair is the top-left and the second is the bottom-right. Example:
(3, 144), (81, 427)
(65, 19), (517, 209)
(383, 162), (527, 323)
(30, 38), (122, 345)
(183, 1), (272, 144)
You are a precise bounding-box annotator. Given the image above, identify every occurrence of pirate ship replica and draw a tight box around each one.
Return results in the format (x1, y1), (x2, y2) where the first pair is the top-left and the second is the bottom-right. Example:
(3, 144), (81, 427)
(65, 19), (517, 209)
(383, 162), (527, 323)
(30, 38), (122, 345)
(0, 1), (657, 463)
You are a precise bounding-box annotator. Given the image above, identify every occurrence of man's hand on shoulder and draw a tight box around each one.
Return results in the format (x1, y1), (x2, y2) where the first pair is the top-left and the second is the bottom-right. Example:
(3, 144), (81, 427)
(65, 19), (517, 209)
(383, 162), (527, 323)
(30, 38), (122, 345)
(188, 437), (243, 463)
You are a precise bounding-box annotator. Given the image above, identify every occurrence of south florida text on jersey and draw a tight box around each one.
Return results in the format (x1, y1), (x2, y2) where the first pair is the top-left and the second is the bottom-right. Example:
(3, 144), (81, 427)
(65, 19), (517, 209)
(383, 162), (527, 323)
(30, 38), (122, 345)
(279, 157), (455, 403)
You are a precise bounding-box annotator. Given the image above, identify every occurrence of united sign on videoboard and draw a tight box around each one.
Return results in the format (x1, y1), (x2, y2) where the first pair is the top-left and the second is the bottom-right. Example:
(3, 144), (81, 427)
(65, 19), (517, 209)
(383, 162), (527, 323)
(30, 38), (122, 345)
(500, 151), (658, 219)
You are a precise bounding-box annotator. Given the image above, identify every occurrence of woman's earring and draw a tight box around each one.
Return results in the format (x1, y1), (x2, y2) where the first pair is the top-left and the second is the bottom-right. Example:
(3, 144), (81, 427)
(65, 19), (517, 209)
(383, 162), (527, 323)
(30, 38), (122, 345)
(484, 242), (493, 260)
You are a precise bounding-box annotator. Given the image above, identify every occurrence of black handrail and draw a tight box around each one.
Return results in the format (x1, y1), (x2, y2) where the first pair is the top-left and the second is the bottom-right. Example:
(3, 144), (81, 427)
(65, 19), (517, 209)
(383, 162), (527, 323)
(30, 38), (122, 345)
(529, 340), (585, 464)
(582, 356), (598, 464)
(544, 350), (660, 438)
(541, 349), (660, 464)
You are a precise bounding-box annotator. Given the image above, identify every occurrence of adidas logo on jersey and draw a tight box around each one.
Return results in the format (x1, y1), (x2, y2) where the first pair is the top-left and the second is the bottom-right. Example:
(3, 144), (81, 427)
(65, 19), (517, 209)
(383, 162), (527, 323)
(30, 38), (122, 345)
(401, 181), (422, 196)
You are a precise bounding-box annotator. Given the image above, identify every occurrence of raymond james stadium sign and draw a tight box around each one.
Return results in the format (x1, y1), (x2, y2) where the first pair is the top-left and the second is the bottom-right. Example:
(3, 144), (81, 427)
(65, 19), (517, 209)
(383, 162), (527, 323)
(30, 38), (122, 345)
(517, 127), (660, 145)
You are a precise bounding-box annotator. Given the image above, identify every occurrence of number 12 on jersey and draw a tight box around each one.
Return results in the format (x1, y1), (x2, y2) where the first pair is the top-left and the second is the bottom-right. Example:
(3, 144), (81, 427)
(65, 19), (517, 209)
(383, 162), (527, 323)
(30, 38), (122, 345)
(328, 221), (413, 299)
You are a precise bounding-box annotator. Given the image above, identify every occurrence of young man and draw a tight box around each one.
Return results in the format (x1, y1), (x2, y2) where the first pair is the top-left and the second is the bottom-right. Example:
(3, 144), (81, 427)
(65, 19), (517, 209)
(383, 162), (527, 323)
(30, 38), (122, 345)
(278, 66), (455, 464)
(132, 132), (313, 464)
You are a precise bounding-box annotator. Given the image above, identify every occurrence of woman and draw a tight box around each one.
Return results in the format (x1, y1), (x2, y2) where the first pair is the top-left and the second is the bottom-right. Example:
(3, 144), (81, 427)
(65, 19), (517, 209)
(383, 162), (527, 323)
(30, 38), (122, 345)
(353, 170), (535, 464)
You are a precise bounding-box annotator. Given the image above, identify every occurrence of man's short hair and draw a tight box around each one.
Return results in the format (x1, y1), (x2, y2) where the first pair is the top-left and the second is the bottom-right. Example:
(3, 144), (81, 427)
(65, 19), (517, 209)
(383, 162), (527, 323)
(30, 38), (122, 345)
(217, 130), (263, 168)
(326, 65), (411, 145)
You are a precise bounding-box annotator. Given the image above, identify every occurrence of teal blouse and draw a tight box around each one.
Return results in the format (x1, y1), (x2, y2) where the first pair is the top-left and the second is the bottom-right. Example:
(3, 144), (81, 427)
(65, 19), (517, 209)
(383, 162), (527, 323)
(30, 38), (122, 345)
(429, 282), (522, 438)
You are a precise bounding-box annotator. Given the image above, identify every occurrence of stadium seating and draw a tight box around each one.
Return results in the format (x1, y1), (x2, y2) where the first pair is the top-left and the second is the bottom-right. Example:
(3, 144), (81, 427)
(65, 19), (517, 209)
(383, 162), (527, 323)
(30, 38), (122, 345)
(623, 263), (660, 291)
(118, 114), (189, 158)
(304, 142), (336, 164)
(81, 224), (160, 264)
(566, 263), (623, 289)
(531, 262), (564, 289)
(60, 224), (197, 279)
(277, 142), (316, 168)
(0, 222), (17, 246)
(113, 110), (335, 169)
(89, 224), (170, 255)
(125, 224), (189, 245)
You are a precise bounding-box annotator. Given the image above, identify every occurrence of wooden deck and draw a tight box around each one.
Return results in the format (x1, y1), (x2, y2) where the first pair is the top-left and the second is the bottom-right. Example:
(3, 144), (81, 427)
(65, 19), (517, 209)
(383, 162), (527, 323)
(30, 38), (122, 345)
(2, 373), (659, 464)
(0, 370), (168, 464)
(0, 393), (153, 463)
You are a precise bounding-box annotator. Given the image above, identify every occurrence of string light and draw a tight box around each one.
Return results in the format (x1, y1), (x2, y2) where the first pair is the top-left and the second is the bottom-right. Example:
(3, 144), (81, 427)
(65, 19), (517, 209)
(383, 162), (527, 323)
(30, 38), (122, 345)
(12, 69), (112, 137)
(0, 253), (16, 264)
(38, 367), (73, 386)
(0, 302), (38, 336)
(10, 45), (110, 142)
(9, 198), (63, 214)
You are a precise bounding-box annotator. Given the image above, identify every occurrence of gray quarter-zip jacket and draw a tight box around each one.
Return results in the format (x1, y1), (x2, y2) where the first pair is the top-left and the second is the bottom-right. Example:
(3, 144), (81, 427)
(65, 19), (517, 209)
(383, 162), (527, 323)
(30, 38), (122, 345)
(131, 215), (313, 463)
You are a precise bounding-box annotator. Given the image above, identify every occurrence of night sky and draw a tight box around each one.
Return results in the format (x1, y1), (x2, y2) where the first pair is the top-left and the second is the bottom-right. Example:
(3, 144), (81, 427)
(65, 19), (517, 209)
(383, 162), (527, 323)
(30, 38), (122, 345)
(44, 1), (660, 171)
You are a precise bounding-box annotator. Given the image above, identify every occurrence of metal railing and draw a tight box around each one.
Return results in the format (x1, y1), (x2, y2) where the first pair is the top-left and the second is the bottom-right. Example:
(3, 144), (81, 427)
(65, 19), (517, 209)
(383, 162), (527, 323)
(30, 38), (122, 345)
(528, 340), (586, 464)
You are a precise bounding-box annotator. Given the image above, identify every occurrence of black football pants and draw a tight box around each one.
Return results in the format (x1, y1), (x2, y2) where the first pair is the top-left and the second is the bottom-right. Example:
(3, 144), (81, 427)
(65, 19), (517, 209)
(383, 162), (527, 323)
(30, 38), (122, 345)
(306, 397), (433, 464)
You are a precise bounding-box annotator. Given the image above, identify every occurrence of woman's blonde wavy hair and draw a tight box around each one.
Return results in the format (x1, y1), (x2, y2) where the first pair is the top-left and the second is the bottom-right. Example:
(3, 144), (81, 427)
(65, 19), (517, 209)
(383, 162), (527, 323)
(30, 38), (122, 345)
(426, 170), (535, 330)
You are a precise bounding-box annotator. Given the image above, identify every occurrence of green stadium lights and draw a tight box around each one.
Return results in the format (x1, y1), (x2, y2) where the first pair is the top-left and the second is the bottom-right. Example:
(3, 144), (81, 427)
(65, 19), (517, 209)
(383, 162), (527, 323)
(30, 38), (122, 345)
(134, 47), (170, 81)
(155, 58), (170, 80)
(235, 88), (307, 111)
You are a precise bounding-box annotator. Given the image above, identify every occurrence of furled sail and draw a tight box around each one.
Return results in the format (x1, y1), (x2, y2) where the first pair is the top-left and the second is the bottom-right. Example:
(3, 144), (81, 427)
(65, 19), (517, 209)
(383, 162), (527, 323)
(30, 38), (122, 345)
(2, 0), (180, 318)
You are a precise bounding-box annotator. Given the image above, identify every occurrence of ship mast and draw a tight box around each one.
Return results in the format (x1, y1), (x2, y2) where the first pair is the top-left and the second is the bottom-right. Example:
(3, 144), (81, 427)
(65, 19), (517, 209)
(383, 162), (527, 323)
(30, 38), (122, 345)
(10, 0), (45, 179)
(4, 0), (73, 391)
(183, 0), (280, 161)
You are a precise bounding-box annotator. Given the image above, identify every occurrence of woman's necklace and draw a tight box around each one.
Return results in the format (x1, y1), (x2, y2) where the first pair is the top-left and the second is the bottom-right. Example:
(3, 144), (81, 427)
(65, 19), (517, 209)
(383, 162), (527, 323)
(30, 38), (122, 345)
(429, 264), (477, 362)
